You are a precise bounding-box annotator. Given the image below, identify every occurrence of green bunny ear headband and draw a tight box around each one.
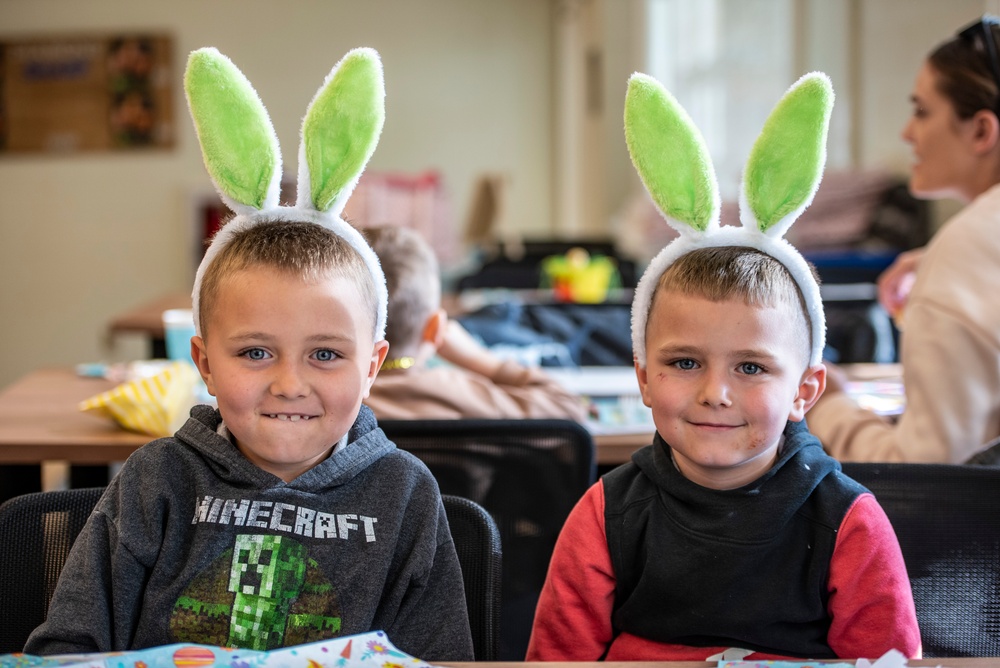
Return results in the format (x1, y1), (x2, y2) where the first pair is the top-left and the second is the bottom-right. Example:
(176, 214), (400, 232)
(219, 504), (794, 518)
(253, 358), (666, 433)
(626, 71), (834, 367)
(185, 47), (388, 340)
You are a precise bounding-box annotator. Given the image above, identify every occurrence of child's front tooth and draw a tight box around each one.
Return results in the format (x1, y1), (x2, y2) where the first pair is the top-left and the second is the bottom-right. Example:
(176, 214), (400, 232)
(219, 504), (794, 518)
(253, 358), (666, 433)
(290, 415), (301, 422)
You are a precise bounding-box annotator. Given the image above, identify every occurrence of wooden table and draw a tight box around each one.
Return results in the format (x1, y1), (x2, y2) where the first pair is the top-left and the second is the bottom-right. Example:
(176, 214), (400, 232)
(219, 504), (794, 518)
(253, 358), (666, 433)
(593, 430), (652, 465)
(0, 368), (148, 464)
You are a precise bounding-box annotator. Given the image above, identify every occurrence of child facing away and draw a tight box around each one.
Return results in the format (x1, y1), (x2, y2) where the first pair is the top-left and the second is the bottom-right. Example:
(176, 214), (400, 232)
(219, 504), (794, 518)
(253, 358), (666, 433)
(360, 225), (586, 422)
(24, 48), (473, 660)
(526, 73), (920, 661)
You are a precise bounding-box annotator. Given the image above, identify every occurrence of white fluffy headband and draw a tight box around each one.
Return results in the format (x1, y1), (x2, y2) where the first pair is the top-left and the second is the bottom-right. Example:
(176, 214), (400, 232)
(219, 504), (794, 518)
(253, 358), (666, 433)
(625, 72), (834, 368)
(184, 47), (388, 341)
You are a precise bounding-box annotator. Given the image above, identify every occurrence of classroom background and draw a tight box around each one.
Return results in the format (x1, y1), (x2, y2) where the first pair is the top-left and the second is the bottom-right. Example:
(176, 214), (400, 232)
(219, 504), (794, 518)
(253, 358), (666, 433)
(0, 0), (990, 389)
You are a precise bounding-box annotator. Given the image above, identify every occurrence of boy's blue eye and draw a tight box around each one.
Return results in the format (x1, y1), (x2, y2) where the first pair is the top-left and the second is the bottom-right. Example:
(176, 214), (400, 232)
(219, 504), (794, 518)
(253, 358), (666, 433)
(674, 359), (697, 370)
(244, 348), (269, 361)
(314, 349), (338, 362)
(739, 362), (762, 375)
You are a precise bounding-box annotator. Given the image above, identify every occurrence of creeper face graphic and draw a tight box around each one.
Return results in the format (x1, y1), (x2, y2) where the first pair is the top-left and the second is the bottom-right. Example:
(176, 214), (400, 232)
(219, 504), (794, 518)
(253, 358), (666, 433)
(227, 534), (307, 649)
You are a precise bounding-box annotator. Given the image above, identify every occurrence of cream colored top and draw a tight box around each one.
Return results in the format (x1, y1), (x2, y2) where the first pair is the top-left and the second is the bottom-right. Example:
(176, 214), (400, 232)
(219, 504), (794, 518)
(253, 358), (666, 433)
(809, 183), (1000, 463)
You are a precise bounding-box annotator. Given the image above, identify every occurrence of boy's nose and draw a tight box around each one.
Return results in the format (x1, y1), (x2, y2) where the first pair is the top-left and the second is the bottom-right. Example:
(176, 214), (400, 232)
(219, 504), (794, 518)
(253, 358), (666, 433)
(697, 371), (732, 408)
(270, 361), (309, 398)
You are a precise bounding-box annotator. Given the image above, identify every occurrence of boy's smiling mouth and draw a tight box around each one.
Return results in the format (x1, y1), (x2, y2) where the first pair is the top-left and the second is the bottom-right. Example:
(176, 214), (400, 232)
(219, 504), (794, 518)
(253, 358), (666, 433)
(264, 413), (317, 422)
(689, 420), (742, 429)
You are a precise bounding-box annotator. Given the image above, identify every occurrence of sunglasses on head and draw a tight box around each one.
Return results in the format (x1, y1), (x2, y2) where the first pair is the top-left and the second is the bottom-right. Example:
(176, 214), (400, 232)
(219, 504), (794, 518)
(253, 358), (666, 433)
(957, 15), (1000, 115)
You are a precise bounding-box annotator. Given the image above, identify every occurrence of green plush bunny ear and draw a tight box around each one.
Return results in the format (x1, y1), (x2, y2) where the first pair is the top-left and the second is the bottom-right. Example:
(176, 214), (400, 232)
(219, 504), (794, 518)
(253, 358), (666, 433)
(742, 72), (833, 236)
(300, 48), (385, 214)
(624, 73), (719, 233)
(184, 48), (281, 212)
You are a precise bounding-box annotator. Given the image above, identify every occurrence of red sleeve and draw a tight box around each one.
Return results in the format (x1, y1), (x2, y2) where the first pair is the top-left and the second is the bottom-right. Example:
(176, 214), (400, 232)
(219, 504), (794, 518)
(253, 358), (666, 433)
(525, 481), (616, 660)
(827, 493), (922, 659)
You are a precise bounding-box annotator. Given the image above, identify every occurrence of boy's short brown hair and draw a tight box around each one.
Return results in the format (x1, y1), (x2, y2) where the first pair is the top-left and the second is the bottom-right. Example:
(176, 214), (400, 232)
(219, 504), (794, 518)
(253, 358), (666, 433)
(362, 226), (440, 357)
(199, 220), (378, 338)
(652, 246), (816, 362)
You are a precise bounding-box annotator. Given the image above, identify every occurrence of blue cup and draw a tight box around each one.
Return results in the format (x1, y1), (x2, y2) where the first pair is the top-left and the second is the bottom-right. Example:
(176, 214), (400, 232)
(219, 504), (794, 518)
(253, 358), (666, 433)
(162, 309), (196, 364)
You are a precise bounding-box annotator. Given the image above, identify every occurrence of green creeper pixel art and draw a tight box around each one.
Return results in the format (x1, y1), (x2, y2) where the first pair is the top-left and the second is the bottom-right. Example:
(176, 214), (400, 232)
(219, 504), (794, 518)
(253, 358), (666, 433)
(169, 534), (342, 649)
(228, 534), (307, 649)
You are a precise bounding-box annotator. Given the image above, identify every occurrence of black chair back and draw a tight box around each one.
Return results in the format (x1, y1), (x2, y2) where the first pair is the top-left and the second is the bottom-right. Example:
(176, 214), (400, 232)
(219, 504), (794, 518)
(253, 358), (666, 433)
(441, 494), (502, 660)
(0, 487), (105, 653)
(841, 462), (1000, 657)
(380, 418), (595, 660)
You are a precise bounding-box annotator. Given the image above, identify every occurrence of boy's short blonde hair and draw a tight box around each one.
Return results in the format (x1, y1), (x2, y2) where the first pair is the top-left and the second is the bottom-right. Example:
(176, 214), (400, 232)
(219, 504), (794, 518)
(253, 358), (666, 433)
(362, 226), (440, 357)
(199, 220), (378, 338)
(652, 246), (816, 362)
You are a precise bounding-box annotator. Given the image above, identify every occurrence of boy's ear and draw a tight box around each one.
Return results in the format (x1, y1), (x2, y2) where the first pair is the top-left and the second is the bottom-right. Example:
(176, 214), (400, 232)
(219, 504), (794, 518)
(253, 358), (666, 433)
(190, 336), (217, 397)
(634, 358), (653, 409)
(363, 339), (391, 396)
(789, 363), (827, 421)
(421, 309), (448, 348)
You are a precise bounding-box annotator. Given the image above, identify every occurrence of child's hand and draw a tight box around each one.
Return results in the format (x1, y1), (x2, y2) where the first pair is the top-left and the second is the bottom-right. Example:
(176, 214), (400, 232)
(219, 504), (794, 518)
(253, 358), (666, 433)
(877, 248), (924, 322)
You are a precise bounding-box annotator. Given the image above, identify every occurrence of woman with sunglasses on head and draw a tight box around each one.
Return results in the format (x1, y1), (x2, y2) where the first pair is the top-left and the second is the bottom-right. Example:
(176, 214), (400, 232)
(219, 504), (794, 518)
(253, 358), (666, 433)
(809, 16), (1000, 464)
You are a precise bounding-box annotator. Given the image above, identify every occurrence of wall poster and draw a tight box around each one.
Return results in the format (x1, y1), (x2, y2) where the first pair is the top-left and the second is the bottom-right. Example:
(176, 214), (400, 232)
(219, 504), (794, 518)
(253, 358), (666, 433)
(0, 33), (173, 153)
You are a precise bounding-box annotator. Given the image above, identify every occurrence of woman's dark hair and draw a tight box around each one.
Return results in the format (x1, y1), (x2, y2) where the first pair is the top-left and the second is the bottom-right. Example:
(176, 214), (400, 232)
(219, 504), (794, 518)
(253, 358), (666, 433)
(930, 19), (1000, 119)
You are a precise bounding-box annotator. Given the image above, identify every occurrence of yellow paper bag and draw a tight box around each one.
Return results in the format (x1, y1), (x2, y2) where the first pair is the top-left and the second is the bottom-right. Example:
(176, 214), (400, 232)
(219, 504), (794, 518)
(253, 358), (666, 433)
(80, 361), (198, 437)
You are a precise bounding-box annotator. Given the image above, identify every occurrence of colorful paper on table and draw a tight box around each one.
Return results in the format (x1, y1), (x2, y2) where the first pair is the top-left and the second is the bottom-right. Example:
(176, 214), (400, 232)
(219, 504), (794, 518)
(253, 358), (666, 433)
(844, 379), (905, 416)
(78, 361), (198, 437)
(0, 631), (429, 668)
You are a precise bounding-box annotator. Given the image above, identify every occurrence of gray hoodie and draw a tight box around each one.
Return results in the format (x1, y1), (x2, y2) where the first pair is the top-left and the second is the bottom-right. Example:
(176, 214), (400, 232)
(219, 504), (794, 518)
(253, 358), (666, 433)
(25, 404), (473, 661)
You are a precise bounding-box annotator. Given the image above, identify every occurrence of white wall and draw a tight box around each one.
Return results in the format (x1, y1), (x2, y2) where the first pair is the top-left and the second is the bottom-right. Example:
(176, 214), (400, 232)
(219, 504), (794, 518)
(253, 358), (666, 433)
(854, 0), (986, 230)
(856, 0), (986, 172)
(600, 0), (646, 238)
(0, 0), (554, 387)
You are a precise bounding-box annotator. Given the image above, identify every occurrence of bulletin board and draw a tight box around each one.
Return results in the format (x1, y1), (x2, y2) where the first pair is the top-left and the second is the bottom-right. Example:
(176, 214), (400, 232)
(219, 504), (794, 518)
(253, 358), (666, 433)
(0, 33), (173, 154)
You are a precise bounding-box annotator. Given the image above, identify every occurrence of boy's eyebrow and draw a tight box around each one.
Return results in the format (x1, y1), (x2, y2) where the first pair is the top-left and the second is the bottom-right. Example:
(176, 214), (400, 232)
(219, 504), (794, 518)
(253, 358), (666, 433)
(656, 344), (780, 360)
(227, 332), (355, 343)
(305, 333), (355, 344)
(730, 348), (780, 362)
(656, 344), (703, 355)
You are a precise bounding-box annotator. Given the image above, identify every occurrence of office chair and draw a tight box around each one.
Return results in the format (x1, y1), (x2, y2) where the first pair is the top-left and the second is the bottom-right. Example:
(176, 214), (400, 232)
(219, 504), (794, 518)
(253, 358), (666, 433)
(0, 487), (105, 653)
(841, 462), (1000, 657)
(380, 418), (596, 660)
(441, 494), (502, 661)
